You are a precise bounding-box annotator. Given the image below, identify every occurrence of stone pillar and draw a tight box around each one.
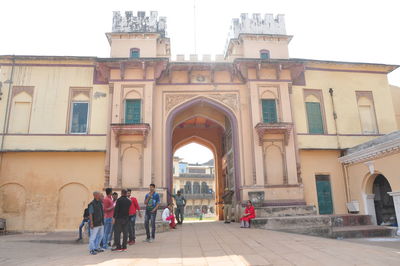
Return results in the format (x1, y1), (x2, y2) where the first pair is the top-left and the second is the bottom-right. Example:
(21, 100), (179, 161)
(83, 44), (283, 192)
(388, 191), (400, 236)
(364, 194), (377, 225)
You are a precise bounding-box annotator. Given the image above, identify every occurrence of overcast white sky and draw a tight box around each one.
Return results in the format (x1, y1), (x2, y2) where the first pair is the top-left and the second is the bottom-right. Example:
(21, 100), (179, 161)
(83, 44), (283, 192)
(1, 0), (399, 162)
(175, 143), (214, 164)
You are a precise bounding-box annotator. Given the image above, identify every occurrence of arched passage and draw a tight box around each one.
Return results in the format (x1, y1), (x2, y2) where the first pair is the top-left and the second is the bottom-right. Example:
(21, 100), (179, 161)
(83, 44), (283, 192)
(372, 174), (397, 225)
(165, 97), (241, 220)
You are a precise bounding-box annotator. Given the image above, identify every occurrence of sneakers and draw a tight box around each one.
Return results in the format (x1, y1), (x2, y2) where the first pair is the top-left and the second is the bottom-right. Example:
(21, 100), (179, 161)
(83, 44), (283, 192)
(128, 240), (135, 245)
(149, 238), (154, 243)
(111, 247), (122, 252)
(120, 248), (127, 252)
(90, 250), (97, 255)
(143, 238), (154, 243)
(95, 248), (105, 253)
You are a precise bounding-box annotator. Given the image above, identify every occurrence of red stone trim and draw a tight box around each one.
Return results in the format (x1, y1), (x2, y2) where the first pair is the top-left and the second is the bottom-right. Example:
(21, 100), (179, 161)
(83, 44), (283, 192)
(255, 122), (293, 145)
(111, 123), (150, 147)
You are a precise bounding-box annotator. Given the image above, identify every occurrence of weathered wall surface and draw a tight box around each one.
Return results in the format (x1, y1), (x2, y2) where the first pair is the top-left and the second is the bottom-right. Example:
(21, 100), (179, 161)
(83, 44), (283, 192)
(300, 150), (347, 214)
(0, 152), (104, 231)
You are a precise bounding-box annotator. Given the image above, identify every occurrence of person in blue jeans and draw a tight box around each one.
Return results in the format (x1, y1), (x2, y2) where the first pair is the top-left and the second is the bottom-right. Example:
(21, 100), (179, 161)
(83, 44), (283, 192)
(77, 207), (90, 241)
(88, 191), (104, 255)
(102, 188), (115, 249)
(143, 184), (160, 243)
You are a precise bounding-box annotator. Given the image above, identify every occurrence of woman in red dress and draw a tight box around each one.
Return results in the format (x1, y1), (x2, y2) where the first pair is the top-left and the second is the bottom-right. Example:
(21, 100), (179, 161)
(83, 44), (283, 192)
(240, 200), (256, 228)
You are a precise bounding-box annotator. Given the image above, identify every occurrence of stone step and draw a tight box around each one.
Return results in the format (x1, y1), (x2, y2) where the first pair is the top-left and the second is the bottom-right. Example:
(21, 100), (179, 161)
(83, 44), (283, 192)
(254, 205), (317, 218)
(330, 215), (372, 227)
(251, 214), (383, 238)
(332, 225), (397, 239)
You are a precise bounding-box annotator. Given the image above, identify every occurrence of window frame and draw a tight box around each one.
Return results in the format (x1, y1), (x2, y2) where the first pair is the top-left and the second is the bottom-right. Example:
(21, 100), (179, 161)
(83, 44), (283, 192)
(129, 48), (140, 59)
(303, 89), (327, 135)
(260, 49), (270, 60)
(261, 98), (278, 123)
(124, 99), (142, 124)
(69, 101), (90, 134)
(355, 91), (379, 135)
(67, 88), (92, 134)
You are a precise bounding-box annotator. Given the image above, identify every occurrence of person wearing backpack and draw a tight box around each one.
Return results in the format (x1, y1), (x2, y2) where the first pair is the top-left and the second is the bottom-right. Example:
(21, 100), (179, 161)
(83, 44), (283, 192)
(143, 184), (160, 243)
(77, 207), (90, 241)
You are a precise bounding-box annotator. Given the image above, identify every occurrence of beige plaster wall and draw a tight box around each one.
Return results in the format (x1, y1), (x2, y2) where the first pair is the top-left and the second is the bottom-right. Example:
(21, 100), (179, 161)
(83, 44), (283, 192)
(300, 150), (347, 214)
(390, 85), (400, 129)
(292, 67), (397, 150)
(0, 152), (104, 231)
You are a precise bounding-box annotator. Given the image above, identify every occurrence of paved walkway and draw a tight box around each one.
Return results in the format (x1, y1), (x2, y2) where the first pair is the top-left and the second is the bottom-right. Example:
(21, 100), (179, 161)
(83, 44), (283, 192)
(1, 221), (400, 265)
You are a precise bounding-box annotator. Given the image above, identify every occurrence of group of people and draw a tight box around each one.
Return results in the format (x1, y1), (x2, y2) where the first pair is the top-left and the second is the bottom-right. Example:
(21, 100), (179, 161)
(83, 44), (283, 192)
(78, 184), (162, 255)
(79, 184), (255, 255)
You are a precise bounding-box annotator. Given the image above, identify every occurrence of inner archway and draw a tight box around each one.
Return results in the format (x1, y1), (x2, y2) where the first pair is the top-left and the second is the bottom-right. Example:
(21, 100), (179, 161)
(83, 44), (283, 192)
(173, 142), (216, 219)
(372, 174), (397, 226)
(165, 97), (241, 220)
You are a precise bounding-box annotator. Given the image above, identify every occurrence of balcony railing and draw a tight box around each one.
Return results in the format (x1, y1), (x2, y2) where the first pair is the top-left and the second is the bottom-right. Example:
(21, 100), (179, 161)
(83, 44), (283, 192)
(177, 173), (214, 178)
(182, 193), (215, 199)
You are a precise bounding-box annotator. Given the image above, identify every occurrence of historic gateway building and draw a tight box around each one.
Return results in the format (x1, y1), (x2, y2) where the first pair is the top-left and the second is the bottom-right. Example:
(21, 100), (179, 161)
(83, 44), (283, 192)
(0, 11), (399, 232)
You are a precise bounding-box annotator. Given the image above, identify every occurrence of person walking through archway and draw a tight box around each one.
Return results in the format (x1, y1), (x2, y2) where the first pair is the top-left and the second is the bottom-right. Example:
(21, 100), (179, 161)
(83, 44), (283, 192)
(222, 188), (234, 224)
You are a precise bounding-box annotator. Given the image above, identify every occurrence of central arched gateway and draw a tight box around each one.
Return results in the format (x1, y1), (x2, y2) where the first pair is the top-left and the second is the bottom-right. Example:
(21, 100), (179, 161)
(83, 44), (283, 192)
(165, 97), (241, 219)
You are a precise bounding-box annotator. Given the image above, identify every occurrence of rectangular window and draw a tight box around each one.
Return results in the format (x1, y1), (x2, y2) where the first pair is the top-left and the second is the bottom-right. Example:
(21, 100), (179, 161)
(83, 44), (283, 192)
(130, 50), (140, 58)
(359, 105), (377, 133)
(125, 99), (141, 124)
(70, 102), (89, 133)
(306, 102), (324, 134)
(262, 99), (278, 123)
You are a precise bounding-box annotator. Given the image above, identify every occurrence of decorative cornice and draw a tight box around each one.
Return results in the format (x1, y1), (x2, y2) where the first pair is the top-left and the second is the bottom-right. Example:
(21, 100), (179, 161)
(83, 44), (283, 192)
(255, 122), (293, 146)
(339, 136), (400, 164)
(111, 123), (150, 147)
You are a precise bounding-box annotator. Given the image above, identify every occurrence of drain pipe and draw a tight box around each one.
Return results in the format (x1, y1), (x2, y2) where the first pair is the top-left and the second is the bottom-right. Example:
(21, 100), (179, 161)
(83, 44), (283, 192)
(328, 88), (341, 149)
(329, 88), (351, 207)
(0, 56), (16, 170)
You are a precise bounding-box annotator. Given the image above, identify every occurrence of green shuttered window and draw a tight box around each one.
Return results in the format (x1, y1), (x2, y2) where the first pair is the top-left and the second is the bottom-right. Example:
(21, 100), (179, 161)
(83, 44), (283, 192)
(306, 102), (324, 134)
(262, 99), (277, 123)
(125, 99), (141, 124)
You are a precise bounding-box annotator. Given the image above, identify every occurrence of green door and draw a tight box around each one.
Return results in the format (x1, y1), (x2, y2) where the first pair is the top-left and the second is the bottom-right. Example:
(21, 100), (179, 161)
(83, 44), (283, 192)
(316, 175), (333, 214)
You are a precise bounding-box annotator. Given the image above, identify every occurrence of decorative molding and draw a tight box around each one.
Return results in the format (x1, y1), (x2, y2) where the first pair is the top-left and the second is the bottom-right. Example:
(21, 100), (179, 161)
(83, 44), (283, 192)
(165, 93), (239, 113)
(12, 86), (34, 98)
(364, 161), (375, 175)
(339, 136), (400, 164)
(255, 122), (293, 146)
(111, 123), (150, 147)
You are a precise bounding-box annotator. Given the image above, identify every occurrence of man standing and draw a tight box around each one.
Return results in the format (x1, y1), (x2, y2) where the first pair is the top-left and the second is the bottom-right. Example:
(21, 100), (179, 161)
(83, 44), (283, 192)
(109, 192), (118, 247)
(169, 190), (186, 224)
(88, 191), (104, 255)
(102, 188), (114, 249)
(112, 189), (131, 251)
(127, 189), (142, 245)
(222, 188), (234, 224)
(144, 184), (160, 242)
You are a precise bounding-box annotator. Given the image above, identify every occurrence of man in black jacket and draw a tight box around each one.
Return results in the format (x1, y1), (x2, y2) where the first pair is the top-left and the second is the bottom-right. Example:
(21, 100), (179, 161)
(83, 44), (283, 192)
(112, 189), (132, 251)
(88, 191), (104, 255)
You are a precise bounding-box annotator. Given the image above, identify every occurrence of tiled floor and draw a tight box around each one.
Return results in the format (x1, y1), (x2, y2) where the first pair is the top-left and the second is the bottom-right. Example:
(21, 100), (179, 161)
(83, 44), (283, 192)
(0, 221), (400, 265)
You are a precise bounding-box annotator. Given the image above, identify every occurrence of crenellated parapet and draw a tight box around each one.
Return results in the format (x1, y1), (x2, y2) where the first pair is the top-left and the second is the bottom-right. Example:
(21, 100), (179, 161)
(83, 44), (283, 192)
(112, 11), (167, 36)
(229, 13), (286, 38)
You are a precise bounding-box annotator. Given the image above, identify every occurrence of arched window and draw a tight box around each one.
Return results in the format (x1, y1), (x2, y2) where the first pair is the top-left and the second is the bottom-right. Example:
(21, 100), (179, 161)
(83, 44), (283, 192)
(305, 92), (325, 134)
(357, 92), (378, 134)
(184, 181), (192, 194)
(193, 182), (200, 194)
(260, 49), (270, 60)
(130, 48), (140, 59)
(201, 182), (208, 194)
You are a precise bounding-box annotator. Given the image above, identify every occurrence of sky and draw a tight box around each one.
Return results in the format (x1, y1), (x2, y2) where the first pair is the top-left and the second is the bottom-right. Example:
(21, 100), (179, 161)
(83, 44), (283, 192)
(174, 143), (214, 164)
(1, 0), (399, 162)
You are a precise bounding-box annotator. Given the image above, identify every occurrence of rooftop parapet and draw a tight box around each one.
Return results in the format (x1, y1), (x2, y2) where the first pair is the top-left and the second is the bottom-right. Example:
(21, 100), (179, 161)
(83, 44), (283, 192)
(229, 13), (286, 39)
(112, 11), (167, 37)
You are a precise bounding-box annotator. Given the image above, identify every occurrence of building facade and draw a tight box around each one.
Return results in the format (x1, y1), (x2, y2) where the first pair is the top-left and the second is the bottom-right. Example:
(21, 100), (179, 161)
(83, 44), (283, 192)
(0, 11), (399, 231)
(172, 158), (216, 216)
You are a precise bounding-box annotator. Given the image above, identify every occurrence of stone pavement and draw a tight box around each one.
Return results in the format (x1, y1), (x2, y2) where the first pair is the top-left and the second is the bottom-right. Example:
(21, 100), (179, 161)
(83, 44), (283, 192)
(0, 221), (400, 266)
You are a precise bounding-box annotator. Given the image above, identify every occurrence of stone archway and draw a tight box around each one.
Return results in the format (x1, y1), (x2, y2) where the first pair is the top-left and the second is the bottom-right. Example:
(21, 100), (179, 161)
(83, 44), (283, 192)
(165, 96), (241, 220)
(372, 175), (397, 225)
(0, 183), (26, 231)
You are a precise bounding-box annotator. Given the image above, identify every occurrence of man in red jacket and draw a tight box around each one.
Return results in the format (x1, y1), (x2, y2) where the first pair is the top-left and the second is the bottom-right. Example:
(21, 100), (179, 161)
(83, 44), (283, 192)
(127, 189), (142, 245)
